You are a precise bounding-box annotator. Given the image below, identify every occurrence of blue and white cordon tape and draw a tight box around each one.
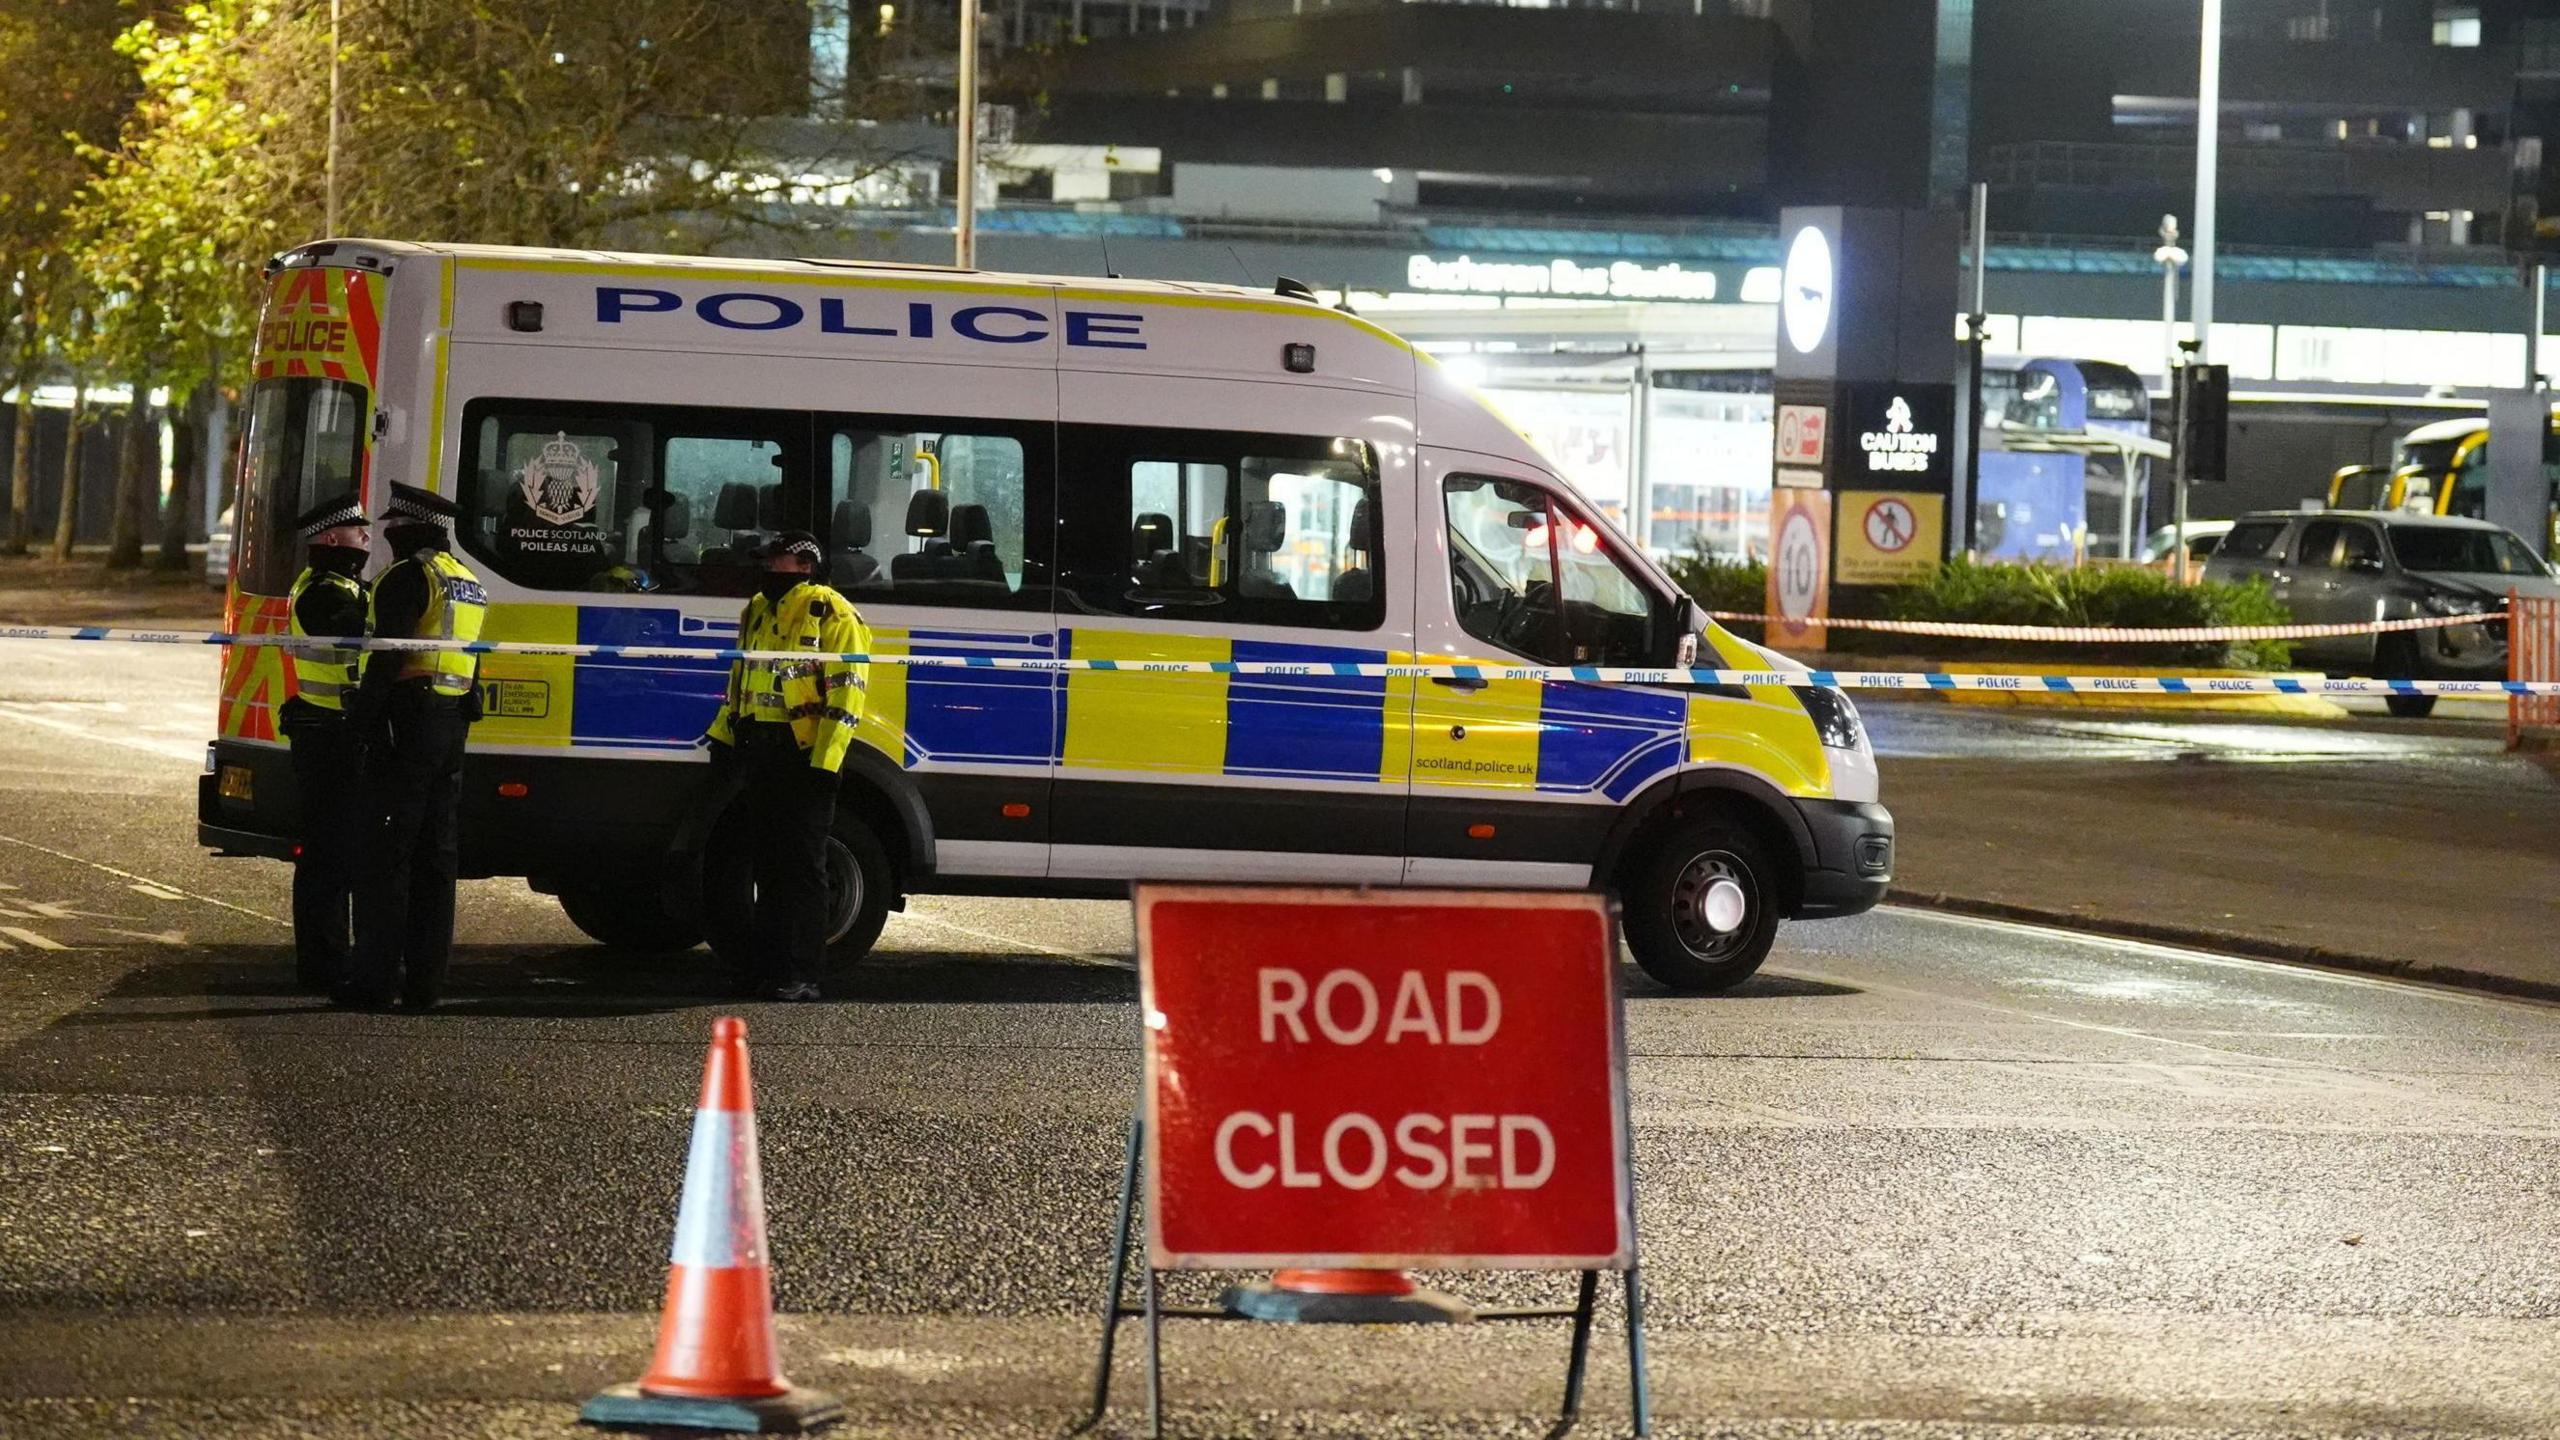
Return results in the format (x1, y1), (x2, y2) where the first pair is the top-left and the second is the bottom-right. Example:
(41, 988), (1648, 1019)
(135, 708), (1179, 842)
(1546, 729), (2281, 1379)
(2, 623), (2554, 700)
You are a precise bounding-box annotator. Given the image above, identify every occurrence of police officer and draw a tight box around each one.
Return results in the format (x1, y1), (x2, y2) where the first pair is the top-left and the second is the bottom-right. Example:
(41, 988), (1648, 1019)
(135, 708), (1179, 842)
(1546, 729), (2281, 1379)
(346, 482), (486, 1010)
(280, 493), (371, 996)
(704, 530), (870, 1001)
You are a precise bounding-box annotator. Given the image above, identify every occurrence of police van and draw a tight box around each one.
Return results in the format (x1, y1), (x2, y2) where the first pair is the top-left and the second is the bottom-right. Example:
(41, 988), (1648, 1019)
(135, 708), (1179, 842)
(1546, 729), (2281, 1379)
(203, 240), (1893, 993)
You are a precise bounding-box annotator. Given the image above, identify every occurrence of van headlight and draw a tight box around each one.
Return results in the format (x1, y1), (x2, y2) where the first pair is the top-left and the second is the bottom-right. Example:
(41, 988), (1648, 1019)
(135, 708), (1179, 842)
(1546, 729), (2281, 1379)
(1799, 685), (1866, 751)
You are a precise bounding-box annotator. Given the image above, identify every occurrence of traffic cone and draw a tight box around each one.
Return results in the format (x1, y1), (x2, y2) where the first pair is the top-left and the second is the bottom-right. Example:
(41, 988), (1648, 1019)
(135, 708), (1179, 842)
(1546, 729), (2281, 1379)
(582, 1017), (843, 1433)
(1223, 1267), (1473, 1324)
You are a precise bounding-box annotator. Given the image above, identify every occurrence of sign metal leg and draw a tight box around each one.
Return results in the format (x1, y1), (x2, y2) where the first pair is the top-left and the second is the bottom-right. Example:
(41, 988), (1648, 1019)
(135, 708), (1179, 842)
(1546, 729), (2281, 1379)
(1144, 1255), (1165, 1440)
(1624, 1263), (1652, 1437)
(1078, 1114), (1144, 1434)
(1557, 1269), (1600, 1425)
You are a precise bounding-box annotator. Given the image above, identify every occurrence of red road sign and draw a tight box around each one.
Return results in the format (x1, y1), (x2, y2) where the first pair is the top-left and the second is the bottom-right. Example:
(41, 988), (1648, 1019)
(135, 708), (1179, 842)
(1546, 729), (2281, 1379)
(1775, 404), (1827, 467)
(1138, 886), (1630, 1271)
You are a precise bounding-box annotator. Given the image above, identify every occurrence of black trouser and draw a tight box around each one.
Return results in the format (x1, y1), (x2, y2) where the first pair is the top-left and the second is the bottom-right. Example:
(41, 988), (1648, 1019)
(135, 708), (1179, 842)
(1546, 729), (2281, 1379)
(734, 723), (836, 991)
(353, 687), (470, 1006)
(285, 715), (363, 991)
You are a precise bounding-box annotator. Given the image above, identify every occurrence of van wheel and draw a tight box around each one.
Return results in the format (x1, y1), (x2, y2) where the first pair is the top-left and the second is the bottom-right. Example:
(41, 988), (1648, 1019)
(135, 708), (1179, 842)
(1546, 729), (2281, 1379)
(702, 813), (897, 976)
(1622, 817), (1782, 994)
(558, 882), (703, 954)
(823, 815), (896, 963)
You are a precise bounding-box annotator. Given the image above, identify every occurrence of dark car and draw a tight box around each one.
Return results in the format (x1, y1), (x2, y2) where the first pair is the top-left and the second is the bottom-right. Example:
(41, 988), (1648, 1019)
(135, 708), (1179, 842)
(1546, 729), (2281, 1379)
(2201, 510), (2560, 717)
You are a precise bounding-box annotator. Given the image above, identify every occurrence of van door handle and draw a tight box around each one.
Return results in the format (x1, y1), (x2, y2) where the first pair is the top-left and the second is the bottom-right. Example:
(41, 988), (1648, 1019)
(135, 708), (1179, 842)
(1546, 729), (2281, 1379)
(1431, 676), (1489, 692)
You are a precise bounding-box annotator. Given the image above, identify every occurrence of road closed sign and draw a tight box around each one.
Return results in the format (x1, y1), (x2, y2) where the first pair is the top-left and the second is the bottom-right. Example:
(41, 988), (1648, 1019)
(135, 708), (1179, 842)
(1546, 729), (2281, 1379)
(1138, 886), (1630, 1270)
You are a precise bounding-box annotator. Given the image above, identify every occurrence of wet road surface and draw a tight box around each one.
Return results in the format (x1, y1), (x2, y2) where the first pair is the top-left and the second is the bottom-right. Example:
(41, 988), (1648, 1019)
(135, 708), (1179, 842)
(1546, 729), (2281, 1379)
(1, 647), (2555, 1437)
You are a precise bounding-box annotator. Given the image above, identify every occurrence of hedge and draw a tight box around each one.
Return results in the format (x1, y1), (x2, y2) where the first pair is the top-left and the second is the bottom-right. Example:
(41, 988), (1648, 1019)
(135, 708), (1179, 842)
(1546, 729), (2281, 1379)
(1664, 552), (2295, 670)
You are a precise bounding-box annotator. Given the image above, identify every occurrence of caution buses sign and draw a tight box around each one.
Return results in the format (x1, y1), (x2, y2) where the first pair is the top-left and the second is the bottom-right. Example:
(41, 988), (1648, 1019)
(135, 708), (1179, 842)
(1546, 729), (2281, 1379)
(1138, 886), (1629, 1270)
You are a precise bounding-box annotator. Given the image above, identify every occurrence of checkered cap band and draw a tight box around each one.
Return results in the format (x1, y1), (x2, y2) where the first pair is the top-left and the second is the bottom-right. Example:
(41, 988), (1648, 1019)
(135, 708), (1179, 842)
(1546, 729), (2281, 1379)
(386, 491), (452, 526)
(296, 502), (367, 540)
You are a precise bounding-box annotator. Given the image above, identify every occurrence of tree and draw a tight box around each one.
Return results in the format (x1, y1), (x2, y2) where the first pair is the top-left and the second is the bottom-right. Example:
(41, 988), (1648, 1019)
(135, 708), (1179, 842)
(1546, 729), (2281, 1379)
(0, 0), (132, 554)
(65, 0), (941, 569)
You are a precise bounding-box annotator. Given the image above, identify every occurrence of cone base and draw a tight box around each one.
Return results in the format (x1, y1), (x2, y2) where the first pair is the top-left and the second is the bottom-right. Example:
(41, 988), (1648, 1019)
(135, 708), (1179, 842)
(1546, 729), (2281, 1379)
(580, 1382), (845, 1434)
(1221, 1280), (1475, 1324)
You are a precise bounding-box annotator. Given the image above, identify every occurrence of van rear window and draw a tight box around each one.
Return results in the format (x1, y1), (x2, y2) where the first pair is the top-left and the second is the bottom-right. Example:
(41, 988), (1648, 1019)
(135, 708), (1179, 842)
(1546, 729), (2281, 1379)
(237, 377), (367, 595)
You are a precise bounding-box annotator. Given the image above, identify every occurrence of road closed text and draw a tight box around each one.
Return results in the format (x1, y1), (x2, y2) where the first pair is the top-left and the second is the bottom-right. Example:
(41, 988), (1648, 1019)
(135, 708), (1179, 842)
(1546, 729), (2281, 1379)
(1208, 966), (1553, 1193)
(1214, 1110), (1555, 1192)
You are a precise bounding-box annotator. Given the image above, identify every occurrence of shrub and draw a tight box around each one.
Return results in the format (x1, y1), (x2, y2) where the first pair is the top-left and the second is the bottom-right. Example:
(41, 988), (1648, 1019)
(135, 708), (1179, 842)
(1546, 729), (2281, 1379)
(1664, 551), (2295, 670)
(1662, 550), (1767, 643)
(1878, 560), (2292, 669)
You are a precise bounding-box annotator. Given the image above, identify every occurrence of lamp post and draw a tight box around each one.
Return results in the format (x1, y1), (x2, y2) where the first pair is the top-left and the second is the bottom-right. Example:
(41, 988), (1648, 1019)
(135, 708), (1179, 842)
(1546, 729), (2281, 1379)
(2154, 215), (2187, 383)
(2191, 0), (2220, 363)
(2155, 215), (2189, 578)
(954, 0), (979, 268)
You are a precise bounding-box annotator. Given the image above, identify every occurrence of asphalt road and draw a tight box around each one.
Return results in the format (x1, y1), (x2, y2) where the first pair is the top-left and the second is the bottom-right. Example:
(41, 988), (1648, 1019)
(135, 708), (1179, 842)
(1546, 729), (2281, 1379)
(2, 646), (2557, 1438)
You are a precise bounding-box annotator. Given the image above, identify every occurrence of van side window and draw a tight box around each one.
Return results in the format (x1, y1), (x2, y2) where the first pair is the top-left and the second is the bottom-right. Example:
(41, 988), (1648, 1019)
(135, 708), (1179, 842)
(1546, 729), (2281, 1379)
(1444, 475), (1663, 666)
(1059, 426), (1385, 631)
(456, 399), (808, 598)
(822, 423), (1045, 609)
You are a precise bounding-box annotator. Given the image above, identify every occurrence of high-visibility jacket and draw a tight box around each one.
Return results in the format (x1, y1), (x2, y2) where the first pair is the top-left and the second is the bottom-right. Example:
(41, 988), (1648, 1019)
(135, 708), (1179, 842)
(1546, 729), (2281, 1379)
(367, 548), (487, 697)
(707, 581), (871, 773)
(286, 567), (366, 712)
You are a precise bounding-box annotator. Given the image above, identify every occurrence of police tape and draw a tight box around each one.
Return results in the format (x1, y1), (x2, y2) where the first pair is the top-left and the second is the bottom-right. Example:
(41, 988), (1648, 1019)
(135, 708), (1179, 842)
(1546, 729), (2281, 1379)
(1700, 610), (2508, 642)
(3, 623), (2555, 698)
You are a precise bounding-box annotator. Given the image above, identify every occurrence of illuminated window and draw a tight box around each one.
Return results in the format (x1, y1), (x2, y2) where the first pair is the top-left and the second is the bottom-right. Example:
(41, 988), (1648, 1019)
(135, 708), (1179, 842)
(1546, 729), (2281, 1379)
(2432, 5), (2481, 47)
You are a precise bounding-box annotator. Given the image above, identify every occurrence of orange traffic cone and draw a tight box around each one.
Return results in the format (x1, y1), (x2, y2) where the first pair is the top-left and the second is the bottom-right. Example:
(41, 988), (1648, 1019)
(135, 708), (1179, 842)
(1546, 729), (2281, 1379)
(582, 1017), (843, 1433)
(1223, 1267), (1473, 1324)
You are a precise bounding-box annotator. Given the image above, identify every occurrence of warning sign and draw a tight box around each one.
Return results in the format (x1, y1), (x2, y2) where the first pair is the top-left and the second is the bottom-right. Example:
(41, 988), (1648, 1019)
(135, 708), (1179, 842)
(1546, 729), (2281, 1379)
(1835, 490), (1944, 585)
(1139, 886), (1629, 1270)
(1766, 486), (1829, 650)
(1775, 404), (1827, 467)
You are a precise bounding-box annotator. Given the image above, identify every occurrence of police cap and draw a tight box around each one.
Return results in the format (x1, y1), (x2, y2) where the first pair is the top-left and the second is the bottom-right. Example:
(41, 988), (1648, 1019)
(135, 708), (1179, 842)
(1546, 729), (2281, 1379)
(762, 530), (823, 563)
(295, 491), (369, 540)
(384, 481), (460, 528)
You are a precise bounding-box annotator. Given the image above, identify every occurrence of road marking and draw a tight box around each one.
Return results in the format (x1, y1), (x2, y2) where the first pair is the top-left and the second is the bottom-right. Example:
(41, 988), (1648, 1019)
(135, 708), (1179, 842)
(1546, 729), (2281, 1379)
(0, 834), (286, 928)
(0, 703), (203, 764)
(1884, 904), (2557, 1012)
(104, 928), (189, 947)
(895, 909), (1122, 967)
(0, 926), (66, 951)
(129, 883), (187, 901)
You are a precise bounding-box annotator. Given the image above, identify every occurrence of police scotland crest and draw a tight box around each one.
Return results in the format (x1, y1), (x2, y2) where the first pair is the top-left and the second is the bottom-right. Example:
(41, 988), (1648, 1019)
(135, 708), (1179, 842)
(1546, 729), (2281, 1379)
(508, 432), (608, 560)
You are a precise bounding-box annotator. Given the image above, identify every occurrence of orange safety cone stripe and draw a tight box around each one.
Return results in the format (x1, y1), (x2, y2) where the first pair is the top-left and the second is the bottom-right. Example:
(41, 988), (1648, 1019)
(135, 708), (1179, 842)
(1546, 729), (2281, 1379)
(1270, 1268), (1421, 1297)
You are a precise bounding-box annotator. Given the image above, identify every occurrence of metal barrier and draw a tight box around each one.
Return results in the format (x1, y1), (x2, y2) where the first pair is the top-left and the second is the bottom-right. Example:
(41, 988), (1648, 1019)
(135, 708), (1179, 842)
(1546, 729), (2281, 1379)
(2512, 589), (2560, 750)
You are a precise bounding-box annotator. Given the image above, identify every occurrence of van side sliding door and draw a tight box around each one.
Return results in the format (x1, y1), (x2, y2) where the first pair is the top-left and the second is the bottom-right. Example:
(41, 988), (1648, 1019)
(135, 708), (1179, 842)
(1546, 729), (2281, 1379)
(1047, 371), (1417, 883)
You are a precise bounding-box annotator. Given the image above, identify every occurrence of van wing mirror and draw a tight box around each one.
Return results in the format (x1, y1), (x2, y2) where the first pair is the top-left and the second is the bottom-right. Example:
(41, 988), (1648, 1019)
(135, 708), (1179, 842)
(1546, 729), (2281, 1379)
(1672, 597), (1708, 668)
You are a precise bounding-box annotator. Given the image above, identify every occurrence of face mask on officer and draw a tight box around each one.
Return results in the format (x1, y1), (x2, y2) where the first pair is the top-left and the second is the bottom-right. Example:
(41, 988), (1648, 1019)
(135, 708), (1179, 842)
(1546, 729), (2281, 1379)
(760, 536), (819, 601)
(307, 523), (370, 577)
(384, 521), (445, 560)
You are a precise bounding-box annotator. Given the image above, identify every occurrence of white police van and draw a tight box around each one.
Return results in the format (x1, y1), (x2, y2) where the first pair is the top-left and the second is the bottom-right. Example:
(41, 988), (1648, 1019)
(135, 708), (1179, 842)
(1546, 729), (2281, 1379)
(203, 240), (1892, 992)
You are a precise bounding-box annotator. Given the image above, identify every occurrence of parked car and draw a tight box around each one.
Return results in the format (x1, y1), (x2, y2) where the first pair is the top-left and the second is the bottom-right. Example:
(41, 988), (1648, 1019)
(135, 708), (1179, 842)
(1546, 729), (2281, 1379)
(204, 503), (233, 587)
(2139, 519), (2232, 576)
(2202, 509), (2560, 717)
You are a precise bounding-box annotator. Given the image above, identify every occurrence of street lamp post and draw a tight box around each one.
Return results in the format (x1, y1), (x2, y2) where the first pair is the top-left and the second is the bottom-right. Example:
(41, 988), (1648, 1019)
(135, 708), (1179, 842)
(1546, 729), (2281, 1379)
(2155, 217), (2190, 579)
(2192, 0), (2220, 363)
(325, 0), (342, 236)
(954, 0), (979, 269)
